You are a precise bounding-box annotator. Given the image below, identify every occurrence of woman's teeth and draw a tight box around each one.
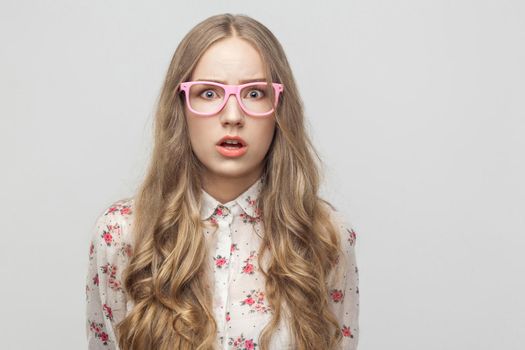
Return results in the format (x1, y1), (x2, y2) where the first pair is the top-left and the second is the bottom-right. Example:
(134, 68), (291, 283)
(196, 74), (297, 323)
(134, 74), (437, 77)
(222, 143), (242, 149)
(221, 141), (242, 148)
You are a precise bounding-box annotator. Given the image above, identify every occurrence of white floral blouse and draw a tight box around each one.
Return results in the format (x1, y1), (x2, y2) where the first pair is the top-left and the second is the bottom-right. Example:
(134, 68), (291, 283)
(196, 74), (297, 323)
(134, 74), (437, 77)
(85, 176), (359, 349)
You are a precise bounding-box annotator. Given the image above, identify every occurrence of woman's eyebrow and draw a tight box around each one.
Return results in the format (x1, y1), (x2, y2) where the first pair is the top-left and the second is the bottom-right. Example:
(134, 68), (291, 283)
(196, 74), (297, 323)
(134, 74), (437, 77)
(195, 78), (267, 84)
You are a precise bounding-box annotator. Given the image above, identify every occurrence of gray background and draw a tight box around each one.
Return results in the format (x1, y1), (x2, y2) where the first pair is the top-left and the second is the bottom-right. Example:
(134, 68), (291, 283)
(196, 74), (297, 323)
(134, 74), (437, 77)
(1, 0), (524, 349)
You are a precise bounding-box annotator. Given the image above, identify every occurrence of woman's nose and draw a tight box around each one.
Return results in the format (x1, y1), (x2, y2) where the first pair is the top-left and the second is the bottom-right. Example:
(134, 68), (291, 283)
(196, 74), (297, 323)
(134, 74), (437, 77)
(220, 94), (245, 125)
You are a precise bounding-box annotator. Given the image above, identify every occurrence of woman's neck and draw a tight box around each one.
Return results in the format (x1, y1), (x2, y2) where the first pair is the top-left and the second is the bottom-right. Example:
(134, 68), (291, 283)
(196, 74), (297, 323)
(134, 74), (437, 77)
(201, 169), (263, 204)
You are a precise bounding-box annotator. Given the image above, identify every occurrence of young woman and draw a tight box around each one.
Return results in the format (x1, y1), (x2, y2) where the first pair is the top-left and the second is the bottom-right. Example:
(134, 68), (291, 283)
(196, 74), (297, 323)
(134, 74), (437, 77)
(85, 13), (359, 350)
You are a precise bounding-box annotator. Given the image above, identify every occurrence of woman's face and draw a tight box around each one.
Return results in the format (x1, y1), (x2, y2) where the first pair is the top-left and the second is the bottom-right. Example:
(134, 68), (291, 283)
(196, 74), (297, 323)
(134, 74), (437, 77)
(185, 37), (276, 185)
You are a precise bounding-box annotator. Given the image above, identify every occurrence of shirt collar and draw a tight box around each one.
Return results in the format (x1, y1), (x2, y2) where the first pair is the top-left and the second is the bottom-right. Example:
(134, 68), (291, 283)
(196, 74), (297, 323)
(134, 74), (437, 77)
(200, 175), (265, 221)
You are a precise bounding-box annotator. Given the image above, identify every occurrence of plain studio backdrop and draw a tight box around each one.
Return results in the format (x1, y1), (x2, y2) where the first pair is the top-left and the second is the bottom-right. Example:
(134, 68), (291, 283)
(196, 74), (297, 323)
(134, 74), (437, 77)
(1, 0), (524, 349)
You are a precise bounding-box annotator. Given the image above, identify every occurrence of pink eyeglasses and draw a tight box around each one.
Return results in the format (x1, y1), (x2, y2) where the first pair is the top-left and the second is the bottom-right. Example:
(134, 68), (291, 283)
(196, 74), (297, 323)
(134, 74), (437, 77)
(178, 81), (284, 117)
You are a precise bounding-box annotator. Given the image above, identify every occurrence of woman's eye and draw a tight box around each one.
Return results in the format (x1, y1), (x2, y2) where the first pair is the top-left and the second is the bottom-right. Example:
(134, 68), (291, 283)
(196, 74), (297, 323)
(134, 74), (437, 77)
(247, 89), (264, 98)
(201, 90), (217, 99)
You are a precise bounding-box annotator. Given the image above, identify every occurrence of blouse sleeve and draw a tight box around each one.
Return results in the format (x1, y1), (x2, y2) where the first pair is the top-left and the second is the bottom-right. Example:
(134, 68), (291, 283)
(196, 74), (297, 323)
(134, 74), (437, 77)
(85, 201), (134, 350)
(326, 207), (360, 350)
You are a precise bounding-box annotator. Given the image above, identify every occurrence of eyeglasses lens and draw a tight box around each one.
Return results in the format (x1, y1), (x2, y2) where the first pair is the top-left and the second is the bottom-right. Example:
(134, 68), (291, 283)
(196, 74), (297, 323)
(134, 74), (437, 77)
(188, 83), (275, 115)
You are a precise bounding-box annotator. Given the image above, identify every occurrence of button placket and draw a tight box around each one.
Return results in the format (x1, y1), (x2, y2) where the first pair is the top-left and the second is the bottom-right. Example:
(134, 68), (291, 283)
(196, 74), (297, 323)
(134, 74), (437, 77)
(213, 205), (233, 341)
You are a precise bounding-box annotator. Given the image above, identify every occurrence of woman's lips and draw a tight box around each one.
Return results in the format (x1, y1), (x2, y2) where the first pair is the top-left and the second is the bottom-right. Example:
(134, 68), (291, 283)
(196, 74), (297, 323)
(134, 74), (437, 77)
(216, 135), (247, 146)
(216, 144), (247, 157)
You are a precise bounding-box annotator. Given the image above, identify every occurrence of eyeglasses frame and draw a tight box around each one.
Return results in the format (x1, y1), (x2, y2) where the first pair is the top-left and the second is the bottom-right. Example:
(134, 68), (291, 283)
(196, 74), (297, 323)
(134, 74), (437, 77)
(178, 81), (284, 117)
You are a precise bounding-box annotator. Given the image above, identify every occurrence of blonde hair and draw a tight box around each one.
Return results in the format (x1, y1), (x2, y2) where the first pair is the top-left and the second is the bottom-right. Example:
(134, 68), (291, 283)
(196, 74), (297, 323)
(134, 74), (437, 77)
(116, 13), (344, 350)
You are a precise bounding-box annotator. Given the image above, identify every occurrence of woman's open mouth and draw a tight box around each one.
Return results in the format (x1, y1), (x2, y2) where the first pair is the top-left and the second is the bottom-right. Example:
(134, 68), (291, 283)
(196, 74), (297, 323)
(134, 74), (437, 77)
(216, 135), (248, 158)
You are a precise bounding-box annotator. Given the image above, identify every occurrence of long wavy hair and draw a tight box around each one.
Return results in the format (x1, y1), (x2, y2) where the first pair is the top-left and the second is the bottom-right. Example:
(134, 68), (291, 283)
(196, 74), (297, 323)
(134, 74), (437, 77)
(116, 13), (345, 350)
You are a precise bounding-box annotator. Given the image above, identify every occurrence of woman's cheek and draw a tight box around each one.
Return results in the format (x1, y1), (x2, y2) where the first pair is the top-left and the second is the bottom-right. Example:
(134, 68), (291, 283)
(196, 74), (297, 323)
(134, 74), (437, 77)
(259, 122), (276, 155)
(187, 118), (212, 152)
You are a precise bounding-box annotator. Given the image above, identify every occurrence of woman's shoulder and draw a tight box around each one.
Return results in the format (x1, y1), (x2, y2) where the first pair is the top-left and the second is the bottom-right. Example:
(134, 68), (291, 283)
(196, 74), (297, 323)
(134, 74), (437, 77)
(319, 199), (359, 298)
(89, 197), (136, 264)
(100, 197), (135, 219)
(319, 199), (358, 248)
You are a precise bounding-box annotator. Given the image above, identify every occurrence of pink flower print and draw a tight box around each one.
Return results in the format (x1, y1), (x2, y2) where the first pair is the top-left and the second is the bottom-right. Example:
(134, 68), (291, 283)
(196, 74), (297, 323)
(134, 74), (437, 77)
(92, 273), (99, 286)
(100, 263), (117, 276)
(240, 289), (271, 314)
(119, 243), (133, 258)
(208, 205), (230, 225)
(214, 205), (230, 218)
(107, 206), (119, 215)
(105, 202), (133, 216)
(341, 325), (354, 338)
(102, 232), (113, 246)
(214, 255), (228, 268)
(102, 303), (113, 321)
(100, 263), (122, 291)
(89, 321), (111, 345)
(108, 276), (122, 291)
(245, 339), (256, 350)
(225, 311), (231, 322)
(109, 223), (123, 237)
(89, 322), (99, 333)
(330, 289), (344, 303)
(241, 250), (257, 275)
(108, 223), (122, 237)
(242, 263), (254, 274)
(100, 223), (123, 246)
(228, 334), (258, 349)
(120, 206), (132, 215)
(245, 196), (256, 208)
(347, 228), (356, 246)
(240, 196), (262, 224)
(89, 242), (94, 258)
(240, 211), (261, 224)
(100, 332), (109, 343)
(247, 197), (261, 214)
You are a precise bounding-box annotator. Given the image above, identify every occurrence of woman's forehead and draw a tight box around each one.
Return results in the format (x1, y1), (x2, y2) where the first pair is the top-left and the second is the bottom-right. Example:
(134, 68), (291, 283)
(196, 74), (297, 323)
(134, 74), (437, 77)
(191, 37), (267, 83)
